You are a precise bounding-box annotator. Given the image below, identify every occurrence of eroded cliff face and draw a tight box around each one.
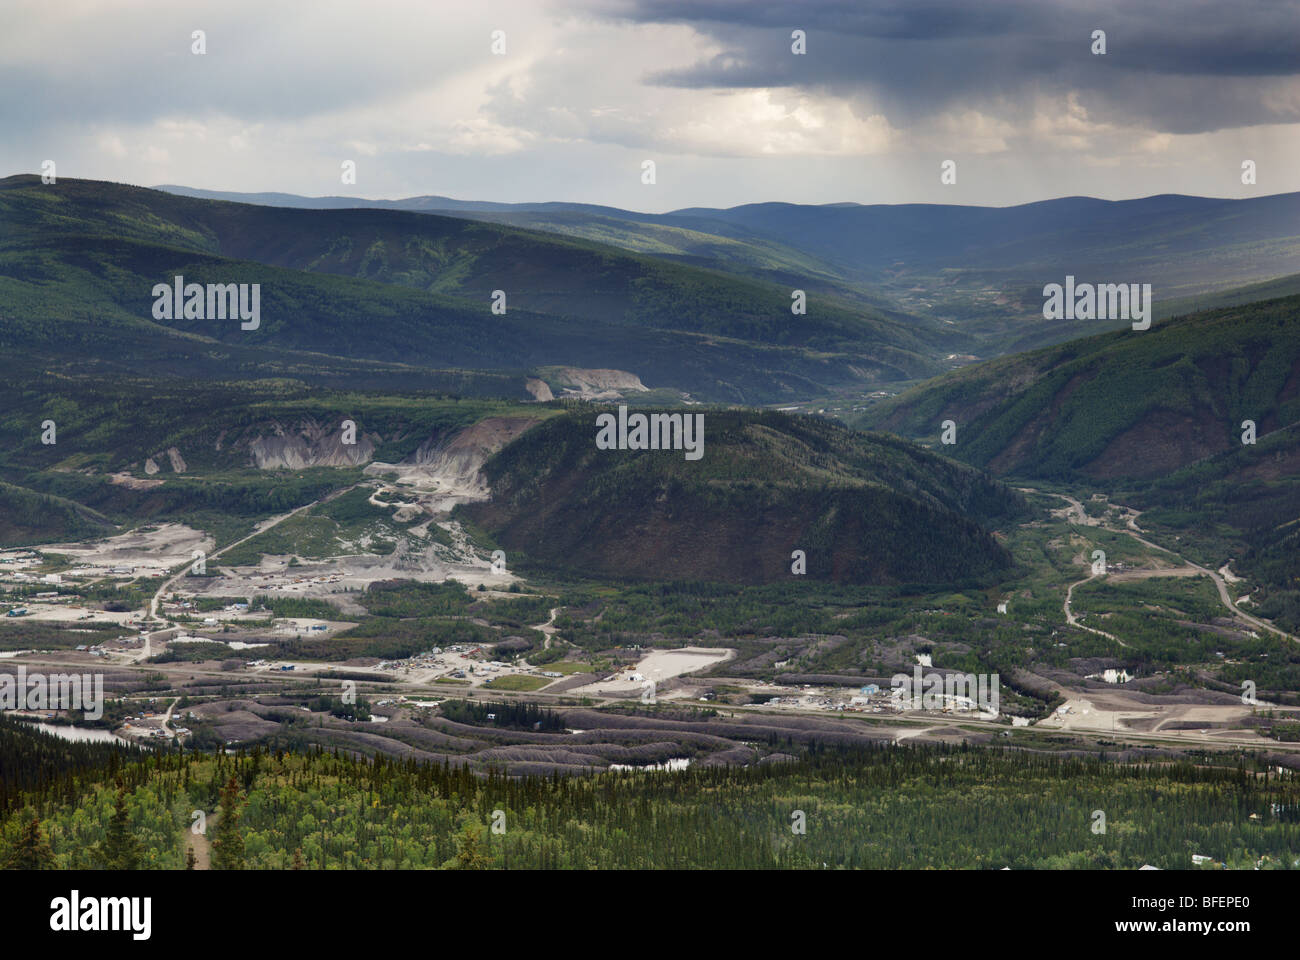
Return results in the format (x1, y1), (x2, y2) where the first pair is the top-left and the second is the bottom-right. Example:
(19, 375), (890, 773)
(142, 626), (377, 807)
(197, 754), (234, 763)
(548, 367), (649, 400)
(120, 416), (539, 512)
(240, 420), (376, 469)
(141, 446), (188, 475)
(525, 377), (555, 402)
(364, 416), (539, 510)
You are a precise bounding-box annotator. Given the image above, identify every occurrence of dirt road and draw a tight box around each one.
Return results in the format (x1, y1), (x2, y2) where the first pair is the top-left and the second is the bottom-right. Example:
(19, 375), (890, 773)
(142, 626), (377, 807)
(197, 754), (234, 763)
(186, 812), (213, 870)
(1031, 489), (1297, 646)
(1063, 572), (1127, 647)
(161, 696), (180, 737)
(1119, 512), (1297, 643)
(148, 485), (357, 620)
(532, 606), (561, 649)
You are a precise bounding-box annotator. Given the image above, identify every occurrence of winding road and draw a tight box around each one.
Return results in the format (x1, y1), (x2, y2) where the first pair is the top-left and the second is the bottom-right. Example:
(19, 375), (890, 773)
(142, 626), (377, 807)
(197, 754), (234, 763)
(1031, 489), (1298, 646)
(1063, 572), (1126, 646)
(532, 606), (562, 649)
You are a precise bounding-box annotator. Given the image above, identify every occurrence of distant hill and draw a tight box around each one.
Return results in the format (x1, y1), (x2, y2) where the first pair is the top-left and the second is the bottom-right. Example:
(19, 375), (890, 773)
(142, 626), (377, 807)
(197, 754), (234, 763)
(155, 184), (909, 314)
(157, 183), (1300, 356)
(0, 176), (944, 403)
(462, 408), (1024, 586)
(1153, 270), (1300, 321)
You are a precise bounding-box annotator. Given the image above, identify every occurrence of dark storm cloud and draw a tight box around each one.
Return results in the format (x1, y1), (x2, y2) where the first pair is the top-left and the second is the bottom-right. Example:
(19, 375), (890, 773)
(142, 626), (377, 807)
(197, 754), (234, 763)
(586, 0), (1300, 134)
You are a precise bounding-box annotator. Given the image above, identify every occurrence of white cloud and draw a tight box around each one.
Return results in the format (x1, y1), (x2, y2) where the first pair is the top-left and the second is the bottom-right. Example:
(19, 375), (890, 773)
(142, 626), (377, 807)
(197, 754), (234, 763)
(96, 133), (127, 157)
(2, 0), (1298, 205)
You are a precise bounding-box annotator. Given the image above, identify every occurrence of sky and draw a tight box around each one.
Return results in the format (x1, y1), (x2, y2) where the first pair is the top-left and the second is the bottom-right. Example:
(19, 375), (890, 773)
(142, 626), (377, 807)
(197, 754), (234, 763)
(4, 0), (1300, 211)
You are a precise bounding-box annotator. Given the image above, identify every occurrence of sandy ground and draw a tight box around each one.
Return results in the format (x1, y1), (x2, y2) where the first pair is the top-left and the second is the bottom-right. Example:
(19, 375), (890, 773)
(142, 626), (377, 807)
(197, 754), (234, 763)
(7, 603), (134, 624)
(169, 636), (270, 650)
(365, 417), (537, 513)
(1033, 684), (1296, 743)
(191, 516), (518, 604)
(572, 647), (735, 696)
(1036, 696), (1162, 734)
(35, 523), (214, 578)
(1109, 565), (1204, 582)
(197, 548), (517, 602)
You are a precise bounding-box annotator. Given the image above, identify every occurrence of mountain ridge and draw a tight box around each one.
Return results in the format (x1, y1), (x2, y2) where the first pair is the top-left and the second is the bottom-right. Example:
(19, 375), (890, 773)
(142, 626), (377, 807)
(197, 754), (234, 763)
(0, 175), (944, 403)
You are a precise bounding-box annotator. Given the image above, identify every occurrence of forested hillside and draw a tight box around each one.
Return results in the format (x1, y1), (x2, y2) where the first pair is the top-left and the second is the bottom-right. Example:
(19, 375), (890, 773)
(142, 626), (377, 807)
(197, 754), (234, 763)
(464, 408), (1024, 585)
(858, 295), (1300, 482)
(856, 294), (1300, 629)
(0, 176), (944, 402)
(3, 736), (1296, 870)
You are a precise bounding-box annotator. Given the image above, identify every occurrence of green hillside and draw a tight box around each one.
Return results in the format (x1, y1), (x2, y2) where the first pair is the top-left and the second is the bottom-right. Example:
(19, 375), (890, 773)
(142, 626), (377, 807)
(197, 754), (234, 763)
(858, 294), (1300, 481)
(1152, 270), (1300, 321)
(462, 408), (1024, 586)
(156, 183), (1300, 358)
(0, 481), (114, 546)
(0, 232), (895, 404)
(430, 208), (915, 316)
(0, 176), (945, 401)
(856, 293), (1300, 626)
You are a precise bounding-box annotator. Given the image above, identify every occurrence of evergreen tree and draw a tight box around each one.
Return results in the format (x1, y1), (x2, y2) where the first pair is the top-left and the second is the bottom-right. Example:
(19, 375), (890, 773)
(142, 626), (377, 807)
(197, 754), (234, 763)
(211, 776), (245, 870)
(98, 784), (143, 870)
(446, 820), (493, 870)
(4, 817), (55, 870)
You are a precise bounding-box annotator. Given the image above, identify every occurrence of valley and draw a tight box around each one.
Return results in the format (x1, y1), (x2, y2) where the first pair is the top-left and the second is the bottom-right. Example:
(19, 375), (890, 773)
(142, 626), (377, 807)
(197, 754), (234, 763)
(3, 174), (1299, 876)
(4, 403), (1298, 770)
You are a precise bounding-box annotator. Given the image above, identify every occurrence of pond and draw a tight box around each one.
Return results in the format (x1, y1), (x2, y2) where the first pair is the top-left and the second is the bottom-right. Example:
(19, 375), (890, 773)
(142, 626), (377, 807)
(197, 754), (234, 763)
(15, 720), (132, 745)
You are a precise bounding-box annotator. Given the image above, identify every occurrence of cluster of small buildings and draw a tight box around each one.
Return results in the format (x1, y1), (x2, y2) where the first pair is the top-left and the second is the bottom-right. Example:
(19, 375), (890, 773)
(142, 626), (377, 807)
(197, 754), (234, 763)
(0, 551), (42, 586)
(470, 661), (515, 677)
(760, 684), (893, 713)
(3, 571), (66, 586)
(755, 681), (998, 717)
(273, 618), (330, 636)
(4, 589), (89, 618)
(370, 643), (569, 686)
